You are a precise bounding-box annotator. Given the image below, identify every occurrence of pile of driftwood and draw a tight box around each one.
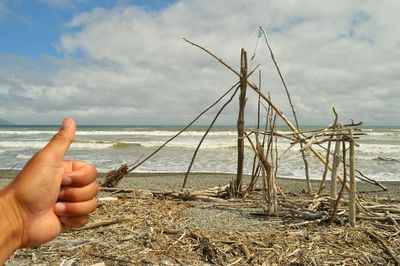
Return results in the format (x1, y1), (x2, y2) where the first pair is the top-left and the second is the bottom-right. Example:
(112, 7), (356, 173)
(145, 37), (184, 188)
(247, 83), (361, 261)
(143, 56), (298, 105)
(9, 188), (399, 265)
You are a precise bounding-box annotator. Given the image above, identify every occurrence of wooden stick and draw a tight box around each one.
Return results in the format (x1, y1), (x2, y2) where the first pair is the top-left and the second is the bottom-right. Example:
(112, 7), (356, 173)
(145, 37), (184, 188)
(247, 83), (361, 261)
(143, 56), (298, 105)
(249, 70), (262, 193)
(255, 132), (268, 203)
(240, 244), (252, 260)
(330, 136), (341, 210)
(358, 216), (400, 222)
(268, 115), (278, 213)
(184, 38), (241, 78)
(329, 163), (347, 225)
(73, 217), (130, 231)
(348, 129), (356, 226)
(100, 187), (135, 192)
(235, 49), (248, 194)
(318, 108), (338, 194)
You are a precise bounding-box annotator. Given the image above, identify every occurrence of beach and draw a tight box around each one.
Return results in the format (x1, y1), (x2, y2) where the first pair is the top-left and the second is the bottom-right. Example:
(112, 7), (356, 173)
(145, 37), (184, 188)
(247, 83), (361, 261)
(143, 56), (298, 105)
(1, 124), (399, 265)
(2, 170), (400, 265)
(2, 170), (400, 197)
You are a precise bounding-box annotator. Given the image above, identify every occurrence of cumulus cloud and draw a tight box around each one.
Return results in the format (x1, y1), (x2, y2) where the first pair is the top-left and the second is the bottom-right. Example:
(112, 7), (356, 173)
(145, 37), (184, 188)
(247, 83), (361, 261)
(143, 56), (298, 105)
(1, 0), (399, 125)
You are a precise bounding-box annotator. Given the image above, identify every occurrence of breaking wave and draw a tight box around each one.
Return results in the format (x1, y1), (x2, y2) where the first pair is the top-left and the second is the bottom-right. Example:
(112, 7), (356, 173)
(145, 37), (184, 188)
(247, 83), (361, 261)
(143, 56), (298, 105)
(373, 156), (400, 163)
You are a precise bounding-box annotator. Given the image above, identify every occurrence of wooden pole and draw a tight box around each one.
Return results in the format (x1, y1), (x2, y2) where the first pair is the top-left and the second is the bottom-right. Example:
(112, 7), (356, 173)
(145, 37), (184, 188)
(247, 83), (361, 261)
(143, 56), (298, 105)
(236, 49), (248, 194)
(268, 117), (278, 213)
(349, 129), (356, 226)
(330, 136), (341, 210)
(318, 108), (339, 195)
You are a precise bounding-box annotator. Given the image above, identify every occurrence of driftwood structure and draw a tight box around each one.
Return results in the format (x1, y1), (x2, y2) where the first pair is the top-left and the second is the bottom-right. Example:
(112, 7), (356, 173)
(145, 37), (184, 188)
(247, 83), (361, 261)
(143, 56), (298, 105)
(102, 27), (390, 229)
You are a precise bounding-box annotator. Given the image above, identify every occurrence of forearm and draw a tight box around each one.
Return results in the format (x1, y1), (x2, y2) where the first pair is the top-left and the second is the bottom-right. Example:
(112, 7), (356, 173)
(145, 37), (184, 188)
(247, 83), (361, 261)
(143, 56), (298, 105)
(0, 189), (24, 264)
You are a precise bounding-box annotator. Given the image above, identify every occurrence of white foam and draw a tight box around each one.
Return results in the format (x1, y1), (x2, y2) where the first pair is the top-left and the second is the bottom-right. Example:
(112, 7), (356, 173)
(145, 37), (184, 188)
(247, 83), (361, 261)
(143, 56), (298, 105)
(0, 141), (47, 149)
(358, 143), (400, 155)
(0, 129), (238, 137)
(16, 154), (32, 159)
(0, 140), (115, 150)
(0, 130), (56, 135)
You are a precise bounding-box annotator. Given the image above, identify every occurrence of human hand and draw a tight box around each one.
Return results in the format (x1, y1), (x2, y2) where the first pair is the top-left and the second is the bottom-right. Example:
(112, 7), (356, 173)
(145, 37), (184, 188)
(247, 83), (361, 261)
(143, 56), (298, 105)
(0, 118), (98, 252)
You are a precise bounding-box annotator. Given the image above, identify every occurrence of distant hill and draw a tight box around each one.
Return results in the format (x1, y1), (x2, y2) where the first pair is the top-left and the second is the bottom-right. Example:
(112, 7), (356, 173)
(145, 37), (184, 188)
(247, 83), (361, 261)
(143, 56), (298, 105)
(0, 118), (14, 125)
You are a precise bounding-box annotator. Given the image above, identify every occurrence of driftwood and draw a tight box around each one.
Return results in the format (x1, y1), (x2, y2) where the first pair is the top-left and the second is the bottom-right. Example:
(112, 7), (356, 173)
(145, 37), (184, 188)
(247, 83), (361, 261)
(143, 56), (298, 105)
(235, 49), (248, 194)
(101, 164), (129, 188)
(348, 130), (356, 226)
(73, 217), (131, 231)
(182, 38), (374, 209)
(364, 230), (400, 265)
(318, 107), (339, 194)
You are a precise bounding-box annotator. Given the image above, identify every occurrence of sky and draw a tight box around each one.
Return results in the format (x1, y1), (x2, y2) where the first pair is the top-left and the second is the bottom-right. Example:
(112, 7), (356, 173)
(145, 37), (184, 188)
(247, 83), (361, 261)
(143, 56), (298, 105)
(0, 0), (399, 126)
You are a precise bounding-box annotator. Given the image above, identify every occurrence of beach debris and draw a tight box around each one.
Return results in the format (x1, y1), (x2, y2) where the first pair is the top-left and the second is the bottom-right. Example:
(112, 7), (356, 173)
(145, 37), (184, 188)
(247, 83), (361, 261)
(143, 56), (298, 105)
(7, 187), (399, 265)
(101, 163), (129, 187)
(89, 263), (106, 266)
(73, 216), (132, 231)
(60, 258), (77, 266)
(98, 196), (118, 202)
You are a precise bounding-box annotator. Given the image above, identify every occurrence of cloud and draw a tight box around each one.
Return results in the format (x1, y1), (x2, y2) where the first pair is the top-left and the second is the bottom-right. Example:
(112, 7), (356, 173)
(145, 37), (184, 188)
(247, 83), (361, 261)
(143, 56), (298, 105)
(1, 0), (400, 125)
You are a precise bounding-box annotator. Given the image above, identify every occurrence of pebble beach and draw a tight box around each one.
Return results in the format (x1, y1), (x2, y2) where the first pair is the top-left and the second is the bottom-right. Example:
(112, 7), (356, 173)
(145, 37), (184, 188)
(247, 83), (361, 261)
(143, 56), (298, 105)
(2, 170), (400, 265)
(1, 170), (400, 198)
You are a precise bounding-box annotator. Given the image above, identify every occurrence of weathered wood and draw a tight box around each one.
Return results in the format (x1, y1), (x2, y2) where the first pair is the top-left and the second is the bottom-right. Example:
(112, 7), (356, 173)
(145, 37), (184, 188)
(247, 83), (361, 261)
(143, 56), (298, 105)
(73, 217), (130, 231)
(364, 230), (400, 265)
(245, 132), (277, 213)
(348, 130), (356, 226)
(235, 49), (248, 194)
(101, 164), (129, 188)
(318, 107), (339, 194)
(330, 136), (341, 210)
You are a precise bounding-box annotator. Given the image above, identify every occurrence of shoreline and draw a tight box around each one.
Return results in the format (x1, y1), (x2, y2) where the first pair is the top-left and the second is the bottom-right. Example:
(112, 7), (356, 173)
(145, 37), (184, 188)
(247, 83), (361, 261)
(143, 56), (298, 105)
(1, 170), (399, 198)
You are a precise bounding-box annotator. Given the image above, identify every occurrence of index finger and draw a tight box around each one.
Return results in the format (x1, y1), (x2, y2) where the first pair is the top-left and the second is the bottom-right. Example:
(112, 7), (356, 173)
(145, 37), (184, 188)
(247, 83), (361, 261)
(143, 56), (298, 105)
(62, 161), (98, 187)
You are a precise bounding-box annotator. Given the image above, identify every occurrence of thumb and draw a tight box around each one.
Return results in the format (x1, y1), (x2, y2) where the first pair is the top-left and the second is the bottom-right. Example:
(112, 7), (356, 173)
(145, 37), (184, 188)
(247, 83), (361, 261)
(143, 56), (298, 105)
(43, 117), (76, 159)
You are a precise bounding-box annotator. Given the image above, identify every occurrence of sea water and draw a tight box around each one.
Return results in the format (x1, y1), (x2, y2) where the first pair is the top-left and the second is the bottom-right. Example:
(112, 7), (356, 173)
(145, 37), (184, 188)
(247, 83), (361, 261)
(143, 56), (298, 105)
(0, 125), (399, 181)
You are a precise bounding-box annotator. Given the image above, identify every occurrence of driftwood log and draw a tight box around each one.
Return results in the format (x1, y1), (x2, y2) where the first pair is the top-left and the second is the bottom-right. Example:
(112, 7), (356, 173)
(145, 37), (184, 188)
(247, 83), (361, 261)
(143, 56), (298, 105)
(101, 164), (129, 188)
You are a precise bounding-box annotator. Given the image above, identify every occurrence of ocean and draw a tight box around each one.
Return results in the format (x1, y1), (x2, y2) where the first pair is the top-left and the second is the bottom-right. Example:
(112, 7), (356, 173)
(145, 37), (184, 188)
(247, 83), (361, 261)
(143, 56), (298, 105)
(0, 125), (399, 181)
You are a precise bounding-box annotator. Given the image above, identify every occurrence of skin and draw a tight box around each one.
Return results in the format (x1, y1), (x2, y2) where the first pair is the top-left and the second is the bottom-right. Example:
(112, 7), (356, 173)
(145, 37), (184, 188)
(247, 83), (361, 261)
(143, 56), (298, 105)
(0, 118), (99, 264)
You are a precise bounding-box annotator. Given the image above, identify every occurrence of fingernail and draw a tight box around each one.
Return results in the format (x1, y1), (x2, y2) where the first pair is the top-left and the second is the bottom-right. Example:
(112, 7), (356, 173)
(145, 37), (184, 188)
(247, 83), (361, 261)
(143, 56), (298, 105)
(55, 202), (66, 214)
(62, 118), (72, 128)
